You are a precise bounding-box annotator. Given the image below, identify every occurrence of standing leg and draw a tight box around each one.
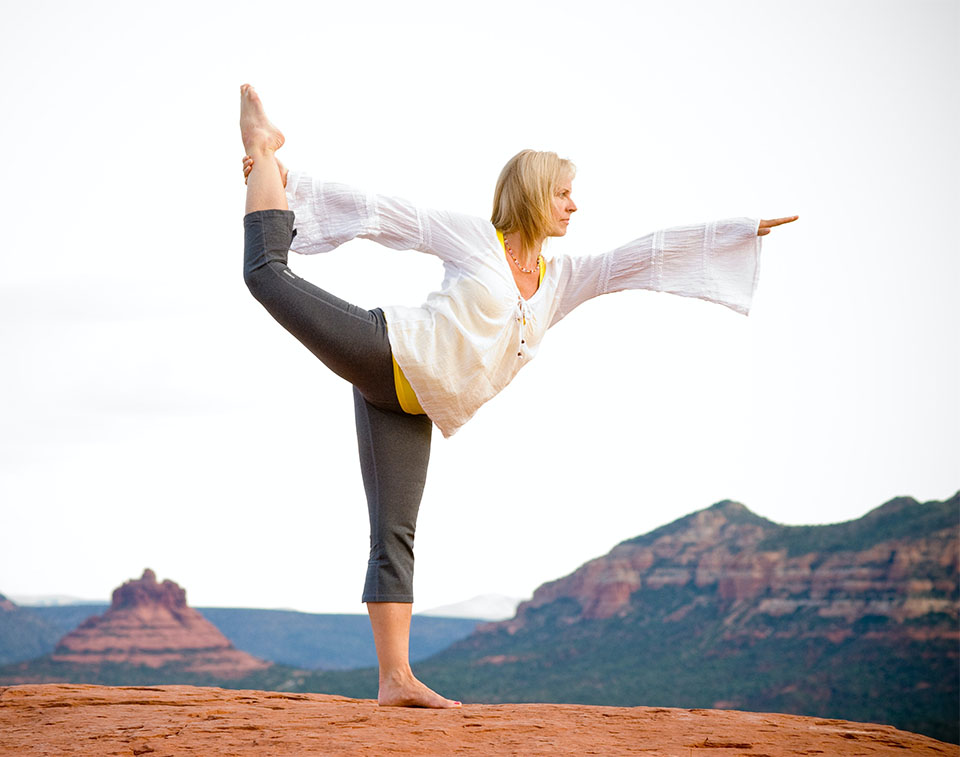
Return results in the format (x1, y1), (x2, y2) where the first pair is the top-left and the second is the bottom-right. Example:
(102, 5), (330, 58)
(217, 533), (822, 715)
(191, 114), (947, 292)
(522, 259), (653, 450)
(354, 389), (459, 708)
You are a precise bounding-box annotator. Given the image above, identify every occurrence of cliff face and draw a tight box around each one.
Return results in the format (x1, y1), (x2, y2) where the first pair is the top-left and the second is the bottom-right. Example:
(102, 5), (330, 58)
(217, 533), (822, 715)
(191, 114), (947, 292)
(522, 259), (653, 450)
(50, 570), (269, 678)
(495, 496), (958, 642)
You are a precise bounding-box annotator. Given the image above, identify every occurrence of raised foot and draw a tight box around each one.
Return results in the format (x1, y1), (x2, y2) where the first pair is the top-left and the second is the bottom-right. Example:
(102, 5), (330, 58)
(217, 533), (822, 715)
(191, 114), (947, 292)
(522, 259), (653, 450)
(378, 673), (461, 709)
(239, 83), (285, 156)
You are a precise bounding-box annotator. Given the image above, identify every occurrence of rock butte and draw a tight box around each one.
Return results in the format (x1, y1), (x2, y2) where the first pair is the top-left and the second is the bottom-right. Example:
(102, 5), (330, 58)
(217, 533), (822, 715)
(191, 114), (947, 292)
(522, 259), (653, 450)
(0, 684), (955, 757)
(50, 569), (269, 677)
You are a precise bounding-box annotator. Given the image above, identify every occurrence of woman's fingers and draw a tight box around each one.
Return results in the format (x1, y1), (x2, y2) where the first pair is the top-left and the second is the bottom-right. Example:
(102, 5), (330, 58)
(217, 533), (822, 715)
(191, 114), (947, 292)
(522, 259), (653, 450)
(759, 215), (799, 229)
(758, 215), (799, 236)
(241, 153), (286, 188)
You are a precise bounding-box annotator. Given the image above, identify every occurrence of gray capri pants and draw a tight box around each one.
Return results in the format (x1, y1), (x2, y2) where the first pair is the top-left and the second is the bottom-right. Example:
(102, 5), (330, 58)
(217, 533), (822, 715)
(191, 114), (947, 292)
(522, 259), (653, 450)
(243, 209), (432, 603)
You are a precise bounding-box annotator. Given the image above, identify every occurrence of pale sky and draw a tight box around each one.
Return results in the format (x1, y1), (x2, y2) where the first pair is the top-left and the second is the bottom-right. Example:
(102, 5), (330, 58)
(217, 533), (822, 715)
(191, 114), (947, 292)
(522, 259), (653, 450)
(2, 0), (957, 614)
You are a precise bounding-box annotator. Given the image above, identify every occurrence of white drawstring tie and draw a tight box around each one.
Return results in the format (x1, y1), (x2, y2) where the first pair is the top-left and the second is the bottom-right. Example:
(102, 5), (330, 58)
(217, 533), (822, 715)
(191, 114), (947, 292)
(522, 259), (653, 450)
(516, 296), (530, 358)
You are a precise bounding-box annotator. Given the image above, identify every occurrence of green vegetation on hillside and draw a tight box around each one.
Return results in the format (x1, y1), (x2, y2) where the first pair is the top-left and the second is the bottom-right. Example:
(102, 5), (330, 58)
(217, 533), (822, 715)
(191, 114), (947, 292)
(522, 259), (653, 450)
(621, 500), (774, 548)
(0, 605), (65, 666)
(757, 495), (958, 556)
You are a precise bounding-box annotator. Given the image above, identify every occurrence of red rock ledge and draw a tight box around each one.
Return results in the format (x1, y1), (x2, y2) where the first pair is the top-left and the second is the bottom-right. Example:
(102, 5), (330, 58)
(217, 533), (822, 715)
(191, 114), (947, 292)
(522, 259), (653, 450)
(0, 684), (955, 756)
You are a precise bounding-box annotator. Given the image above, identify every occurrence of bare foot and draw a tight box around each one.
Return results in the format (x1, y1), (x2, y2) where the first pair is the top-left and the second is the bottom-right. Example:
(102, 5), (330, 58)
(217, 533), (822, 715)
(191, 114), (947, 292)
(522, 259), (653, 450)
(378, 669), (461, 709)
(239, 84), (285, 156)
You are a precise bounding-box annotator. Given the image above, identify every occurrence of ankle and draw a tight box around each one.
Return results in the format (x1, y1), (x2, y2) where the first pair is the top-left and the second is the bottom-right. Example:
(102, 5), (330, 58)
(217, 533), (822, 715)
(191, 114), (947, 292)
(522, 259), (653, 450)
(246, 144), (278, 161)
(379, 664), (414, 686)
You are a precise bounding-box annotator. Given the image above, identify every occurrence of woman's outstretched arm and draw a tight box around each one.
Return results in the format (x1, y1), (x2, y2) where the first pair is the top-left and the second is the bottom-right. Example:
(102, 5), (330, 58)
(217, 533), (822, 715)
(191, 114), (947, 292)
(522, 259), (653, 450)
(549, 214), (796, 325)
(243, 159), (493, 265)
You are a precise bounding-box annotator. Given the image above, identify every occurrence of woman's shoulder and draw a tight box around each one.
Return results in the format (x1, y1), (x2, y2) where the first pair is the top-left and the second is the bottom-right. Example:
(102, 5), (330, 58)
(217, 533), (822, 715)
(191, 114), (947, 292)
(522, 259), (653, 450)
(430, 206), (495, 233)
(424, 208), (499, 248)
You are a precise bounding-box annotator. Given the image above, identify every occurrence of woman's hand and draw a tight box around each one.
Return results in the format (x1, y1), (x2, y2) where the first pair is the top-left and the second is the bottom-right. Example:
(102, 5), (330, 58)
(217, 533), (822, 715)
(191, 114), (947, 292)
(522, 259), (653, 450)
(242, 154), (288, 187)
(758, 216), (799, 236)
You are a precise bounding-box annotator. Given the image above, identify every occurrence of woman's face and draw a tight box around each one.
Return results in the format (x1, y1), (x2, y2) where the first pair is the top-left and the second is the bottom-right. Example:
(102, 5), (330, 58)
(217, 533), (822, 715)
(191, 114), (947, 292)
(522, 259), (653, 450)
(549, 175), (577, 237)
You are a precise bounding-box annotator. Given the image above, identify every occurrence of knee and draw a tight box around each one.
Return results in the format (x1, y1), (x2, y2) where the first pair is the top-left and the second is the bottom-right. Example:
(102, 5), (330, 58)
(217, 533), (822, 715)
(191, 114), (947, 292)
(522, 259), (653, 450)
(242, 262), (268, 305)
(369, 523), (416, 560)
(365, 527), (416, 603)
(243, 260), (286, 306)
(243, 261), (266, 297)
(243, 210), (294, 297)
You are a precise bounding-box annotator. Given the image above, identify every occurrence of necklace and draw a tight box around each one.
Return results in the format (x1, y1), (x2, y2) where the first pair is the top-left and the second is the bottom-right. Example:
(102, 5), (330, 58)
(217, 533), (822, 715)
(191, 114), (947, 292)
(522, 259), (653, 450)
(503, 234), (541, 274)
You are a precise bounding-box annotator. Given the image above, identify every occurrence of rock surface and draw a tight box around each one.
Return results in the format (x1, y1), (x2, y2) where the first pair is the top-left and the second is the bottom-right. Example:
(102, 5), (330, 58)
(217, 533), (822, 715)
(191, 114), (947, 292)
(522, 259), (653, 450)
(0, 684), (954, 756)
(50, 570), (269, 677)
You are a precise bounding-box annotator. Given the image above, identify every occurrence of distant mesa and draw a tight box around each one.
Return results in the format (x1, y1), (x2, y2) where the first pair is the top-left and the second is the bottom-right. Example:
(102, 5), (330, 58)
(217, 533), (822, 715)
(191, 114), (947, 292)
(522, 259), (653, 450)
(50, 569), (270, 678)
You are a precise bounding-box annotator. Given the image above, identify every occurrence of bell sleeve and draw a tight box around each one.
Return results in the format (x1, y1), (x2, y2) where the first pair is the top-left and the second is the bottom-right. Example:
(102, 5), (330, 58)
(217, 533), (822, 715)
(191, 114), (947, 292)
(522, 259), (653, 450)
(284, 171), (489, 265)
(549, 217), (762, 326)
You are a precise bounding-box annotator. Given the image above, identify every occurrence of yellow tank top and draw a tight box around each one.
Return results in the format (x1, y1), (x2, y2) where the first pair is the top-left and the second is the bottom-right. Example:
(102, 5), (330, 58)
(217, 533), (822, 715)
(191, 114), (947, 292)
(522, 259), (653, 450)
(392, 233), (545, 415)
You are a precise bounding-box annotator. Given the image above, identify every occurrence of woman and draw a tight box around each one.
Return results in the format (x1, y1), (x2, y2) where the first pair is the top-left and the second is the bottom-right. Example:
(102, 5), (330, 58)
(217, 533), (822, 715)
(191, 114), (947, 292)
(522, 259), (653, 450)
(238, 83), (796, 709)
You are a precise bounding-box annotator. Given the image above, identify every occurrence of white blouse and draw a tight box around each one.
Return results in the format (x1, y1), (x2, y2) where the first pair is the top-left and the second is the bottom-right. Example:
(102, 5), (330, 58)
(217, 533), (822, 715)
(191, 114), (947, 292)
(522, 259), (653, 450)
(285, 171), (762, 438)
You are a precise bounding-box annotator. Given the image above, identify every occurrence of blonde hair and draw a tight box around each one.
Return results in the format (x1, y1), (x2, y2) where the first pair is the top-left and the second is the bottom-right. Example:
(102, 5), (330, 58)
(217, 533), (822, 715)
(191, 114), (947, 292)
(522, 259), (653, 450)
(491, 150), (576, 253)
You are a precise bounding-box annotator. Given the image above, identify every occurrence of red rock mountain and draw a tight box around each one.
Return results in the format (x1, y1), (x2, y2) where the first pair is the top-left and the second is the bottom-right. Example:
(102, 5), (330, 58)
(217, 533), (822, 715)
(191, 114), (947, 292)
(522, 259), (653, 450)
(494, 496), (959, 642)
(50, 569), (269, 678)
(421, 494), (957, 742)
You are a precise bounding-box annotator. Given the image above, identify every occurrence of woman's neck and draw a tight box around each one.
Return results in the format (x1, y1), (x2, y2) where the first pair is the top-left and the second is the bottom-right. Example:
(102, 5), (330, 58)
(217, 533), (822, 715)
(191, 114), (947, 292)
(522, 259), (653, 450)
(503, 231), (543, 269)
